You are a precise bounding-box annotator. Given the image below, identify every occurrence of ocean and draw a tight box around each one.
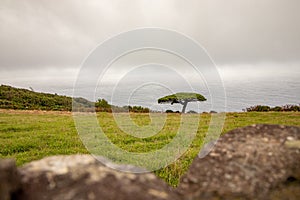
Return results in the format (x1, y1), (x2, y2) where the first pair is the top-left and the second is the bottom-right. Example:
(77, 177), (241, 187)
(2, 66), (299, 113)
(73, 67), (300, 113)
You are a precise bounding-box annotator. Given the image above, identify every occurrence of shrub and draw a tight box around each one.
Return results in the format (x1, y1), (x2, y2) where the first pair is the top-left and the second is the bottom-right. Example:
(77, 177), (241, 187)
(166, 110), (174, 113)
(187, 110), (197, 114)
(246, 104), (299, 112)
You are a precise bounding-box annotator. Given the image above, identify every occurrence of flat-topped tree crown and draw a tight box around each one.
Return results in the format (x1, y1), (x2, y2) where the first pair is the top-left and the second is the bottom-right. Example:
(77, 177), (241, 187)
(158, 92), (206, 113)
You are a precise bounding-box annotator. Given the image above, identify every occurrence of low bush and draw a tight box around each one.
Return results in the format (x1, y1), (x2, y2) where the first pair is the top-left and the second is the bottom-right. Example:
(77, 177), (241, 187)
(246, 104), (300, 112)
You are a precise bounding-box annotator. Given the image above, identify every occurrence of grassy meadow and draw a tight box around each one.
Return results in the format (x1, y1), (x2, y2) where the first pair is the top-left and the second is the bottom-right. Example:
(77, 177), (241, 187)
(0, 109), (300, 186)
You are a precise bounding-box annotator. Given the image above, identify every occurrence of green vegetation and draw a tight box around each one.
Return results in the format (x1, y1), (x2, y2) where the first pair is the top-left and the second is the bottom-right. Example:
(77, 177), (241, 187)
(0, 85), (73, 111)
(1, 85), (150, 113)
(0, 110), (88, 165)
(95, 98), (111, 112)
(166, 109), (180, 113)
(1, 110), (299, 186)
(246, 104), (300, 112)
(158, 92), (206, 113)
(95, 98), (150, 113)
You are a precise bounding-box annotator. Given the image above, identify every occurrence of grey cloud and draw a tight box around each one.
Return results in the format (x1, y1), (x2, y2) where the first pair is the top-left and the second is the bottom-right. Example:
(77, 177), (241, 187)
(169, 0), (300, 64)
(0, 0), (299, 71)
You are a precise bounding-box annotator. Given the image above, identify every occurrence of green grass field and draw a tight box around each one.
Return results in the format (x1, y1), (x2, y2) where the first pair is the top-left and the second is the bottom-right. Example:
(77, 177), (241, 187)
(0, 109), (299, 186)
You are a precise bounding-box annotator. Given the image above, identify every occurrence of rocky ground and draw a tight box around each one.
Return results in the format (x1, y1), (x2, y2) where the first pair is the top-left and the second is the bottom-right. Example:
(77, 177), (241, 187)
(1, 124), (300, 200)
(176, 124), (300, 200)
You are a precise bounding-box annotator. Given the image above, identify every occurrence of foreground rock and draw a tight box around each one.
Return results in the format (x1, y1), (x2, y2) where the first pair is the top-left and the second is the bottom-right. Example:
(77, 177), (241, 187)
(0, 159), (20, 200)
(176, 124), (300, 200)
(16, 155), (179, 200)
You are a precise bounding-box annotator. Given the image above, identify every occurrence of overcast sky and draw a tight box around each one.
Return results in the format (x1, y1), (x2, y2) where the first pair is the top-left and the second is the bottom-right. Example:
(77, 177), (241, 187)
(0, 0), (299, 95)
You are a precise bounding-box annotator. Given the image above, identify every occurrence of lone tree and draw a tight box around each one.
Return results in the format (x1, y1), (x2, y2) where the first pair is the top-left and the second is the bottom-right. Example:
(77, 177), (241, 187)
(158, 92), (206, 113)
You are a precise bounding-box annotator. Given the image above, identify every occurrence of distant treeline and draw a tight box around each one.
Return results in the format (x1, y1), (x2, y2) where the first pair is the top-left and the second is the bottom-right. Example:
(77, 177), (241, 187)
(246, 104), (300, 112)
(95, 98), (150, 113)
(0, 85), (150, 112)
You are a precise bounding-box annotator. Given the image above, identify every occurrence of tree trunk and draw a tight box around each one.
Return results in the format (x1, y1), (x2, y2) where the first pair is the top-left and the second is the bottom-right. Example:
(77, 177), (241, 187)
(181, 101), (188, 113)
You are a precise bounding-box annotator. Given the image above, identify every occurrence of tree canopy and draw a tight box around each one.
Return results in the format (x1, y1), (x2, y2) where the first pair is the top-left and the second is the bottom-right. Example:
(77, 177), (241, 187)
(158, 92), (206, 113)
